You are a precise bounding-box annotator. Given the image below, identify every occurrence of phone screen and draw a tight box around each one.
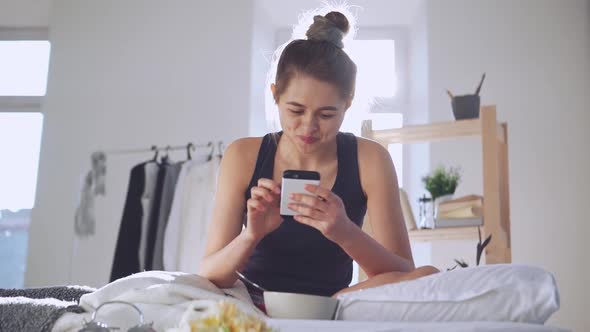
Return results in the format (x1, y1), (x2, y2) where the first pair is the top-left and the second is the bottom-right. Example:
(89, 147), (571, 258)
(280, 170), (320, 217)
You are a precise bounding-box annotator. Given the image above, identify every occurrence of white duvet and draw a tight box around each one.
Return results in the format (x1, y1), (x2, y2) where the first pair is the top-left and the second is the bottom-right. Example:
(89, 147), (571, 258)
(52, 264), (561, 332)
(52, 271), (262, 332)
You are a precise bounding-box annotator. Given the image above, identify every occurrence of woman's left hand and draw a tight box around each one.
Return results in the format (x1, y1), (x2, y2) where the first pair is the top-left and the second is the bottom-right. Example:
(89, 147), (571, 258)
(288, 184), (354, 243)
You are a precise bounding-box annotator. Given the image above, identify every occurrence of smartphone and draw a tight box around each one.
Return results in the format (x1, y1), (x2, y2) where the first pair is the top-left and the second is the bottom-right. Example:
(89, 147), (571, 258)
(280, 170), (321, 217)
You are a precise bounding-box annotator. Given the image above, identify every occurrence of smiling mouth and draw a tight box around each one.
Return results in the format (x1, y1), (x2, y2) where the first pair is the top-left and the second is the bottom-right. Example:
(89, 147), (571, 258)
(298, 135), (319, 144)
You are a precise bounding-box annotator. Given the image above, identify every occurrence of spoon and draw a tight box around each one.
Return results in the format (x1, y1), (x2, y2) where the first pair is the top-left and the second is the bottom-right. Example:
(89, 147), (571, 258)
(236, 271), (267, 292)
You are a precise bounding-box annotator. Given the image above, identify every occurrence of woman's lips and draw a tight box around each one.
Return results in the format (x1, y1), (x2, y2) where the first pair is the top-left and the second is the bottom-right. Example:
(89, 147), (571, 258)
(298, 135), (319, 144)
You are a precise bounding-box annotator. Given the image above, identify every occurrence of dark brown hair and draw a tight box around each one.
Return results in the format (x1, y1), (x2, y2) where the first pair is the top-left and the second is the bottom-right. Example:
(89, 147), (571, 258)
(273, 11), (357, 101)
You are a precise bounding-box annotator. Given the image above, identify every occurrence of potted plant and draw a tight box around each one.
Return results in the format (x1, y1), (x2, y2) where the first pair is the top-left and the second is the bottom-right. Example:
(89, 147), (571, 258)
(422, 165), (461, 207)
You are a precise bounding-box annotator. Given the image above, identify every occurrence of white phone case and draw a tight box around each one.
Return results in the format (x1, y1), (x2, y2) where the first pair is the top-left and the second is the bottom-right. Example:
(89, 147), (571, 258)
(280, 177), (320, 216)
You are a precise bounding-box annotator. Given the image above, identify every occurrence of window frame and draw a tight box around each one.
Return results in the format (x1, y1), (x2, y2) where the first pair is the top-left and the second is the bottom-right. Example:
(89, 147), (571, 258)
(0, 28), (50, 110)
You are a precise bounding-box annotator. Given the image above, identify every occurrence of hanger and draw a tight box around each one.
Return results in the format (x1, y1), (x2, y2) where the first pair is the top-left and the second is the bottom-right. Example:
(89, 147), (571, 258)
(186, 142), (194, 160)
(161, 145), (171, 164)
(207, 141), (215, 161)
(151, 145), (159, 162)
(216, 141), (224, 158)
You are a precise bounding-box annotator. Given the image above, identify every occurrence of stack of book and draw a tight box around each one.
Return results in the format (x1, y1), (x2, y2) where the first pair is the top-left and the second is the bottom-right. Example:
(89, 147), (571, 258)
(435, 195), (483, 228)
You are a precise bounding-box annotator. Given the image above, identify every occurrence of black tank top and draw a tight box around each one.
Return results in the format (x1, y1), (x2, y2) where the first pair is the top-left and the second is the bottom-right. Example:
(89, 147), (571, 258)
(242, 132), (367, 296)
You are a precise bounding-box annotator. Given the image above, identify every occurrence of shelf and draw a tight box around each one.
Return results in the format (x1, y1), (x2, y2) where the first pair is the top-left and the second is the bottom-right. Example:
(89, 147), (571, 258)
(361, 106), (506, 145)
(408, 226), (480, 242)
(360, 105), (511, 264)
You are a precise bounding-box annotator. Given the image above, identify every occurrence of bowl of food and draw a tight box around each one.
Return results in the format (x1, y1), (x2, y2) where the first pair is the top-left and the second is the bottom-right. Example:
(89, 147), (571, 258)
(263, 291), (339, 320)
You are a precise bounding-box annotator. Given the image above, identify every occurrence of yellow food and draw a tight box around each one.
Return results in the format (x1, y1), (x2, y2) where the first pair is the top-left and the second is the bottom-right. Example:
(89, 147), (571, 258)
(188, 301), (275, 332)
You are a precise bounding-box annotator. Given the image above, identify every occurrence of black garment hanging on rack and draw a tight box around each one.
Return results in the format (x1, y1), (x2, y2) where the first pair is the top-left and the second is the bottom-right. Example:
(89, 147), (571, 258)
(109, 143), (216, 280)
(109, 163), (146, 281)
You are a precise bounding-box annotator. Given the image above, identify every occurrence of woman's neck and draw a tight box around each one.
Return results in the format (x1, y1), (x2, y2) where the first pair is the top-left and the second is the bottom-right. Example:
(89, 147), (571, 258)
(276, 133), (338, 170)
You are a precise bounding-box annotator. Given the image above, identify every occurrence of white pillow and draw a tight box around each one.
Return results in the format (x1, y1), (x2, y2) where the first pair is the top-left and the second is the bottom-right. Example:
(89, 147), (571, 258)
(335, 264), (559, 324)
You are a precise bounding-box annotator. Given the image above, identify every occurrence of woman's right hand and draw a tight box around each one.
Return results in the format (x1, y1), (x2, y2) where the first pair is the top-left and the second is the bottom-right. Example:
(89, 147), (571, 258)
(245, 178), (282, 241)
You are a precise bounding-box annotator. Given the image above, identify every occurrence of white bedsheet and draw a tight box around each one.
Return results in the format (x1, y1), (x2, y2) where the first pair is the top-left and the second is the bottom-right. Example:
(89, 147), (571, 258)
(267, 319), (569, 332)
(52, 270), (566, 332)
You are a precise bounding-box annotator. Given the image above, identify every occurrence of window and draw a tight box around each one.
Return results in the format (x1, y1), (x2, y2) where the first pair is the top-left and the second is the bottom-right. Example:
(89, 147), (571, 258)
(0, 36), (50, 288)
(0, 41), (51, 96)
(339, 39), (403, 186)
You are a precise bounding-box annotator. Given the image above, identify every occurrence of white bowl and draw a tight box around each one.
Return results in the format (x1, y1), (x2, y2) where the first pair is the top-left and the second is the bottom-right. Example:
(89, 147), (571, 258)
(263, 291), (339, 320)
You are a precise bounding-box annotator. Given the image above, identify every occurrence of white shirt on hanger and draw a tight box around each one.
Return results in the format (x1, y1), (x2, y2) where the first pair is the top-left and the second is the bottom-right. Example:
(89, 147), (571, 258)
(163, 155), (220, 273)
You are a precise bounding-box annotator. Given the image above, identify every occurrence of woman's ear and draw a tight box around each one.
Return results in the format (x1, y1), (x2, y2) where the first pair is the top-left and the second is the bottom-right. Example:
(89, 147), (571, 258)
(271, 83), (278, 103)
(345, 95), (353, 110)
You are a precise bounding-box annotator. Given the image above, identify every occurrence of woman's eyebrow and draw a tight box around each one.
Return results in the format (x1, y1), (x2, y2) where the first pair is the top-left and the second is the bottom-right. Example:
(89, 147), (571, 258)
(286, 101), (338, 112)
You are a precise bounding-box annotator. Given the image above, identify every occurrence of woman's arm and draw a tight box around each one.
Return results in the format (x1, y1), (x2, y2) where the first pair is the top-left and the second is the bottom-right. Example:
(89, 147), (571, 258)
(198, 138), (259, 288)
(290, 138), (415, 276)
(346, 138), (415, 276)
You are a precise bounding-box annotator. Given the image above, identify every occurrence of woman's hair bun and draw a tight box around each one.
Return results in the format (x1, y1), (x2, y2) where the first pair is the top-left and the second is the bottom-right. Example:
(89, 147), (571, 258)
(324, 11), (349, 34)
(305, 11), (350, 48)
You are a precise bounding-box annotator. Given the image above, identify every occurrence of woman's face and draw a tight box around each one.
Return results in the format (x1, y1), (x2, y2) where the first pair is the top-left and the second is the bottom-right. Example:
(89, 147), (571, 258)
(273, 73), (351, 153)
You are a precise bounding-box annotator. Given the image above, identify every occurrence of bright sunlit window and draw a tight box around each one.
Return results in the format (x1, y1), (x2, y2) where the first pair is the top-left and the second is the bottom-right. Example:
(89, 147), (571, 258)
(345, 40), (397, 99)
(0, 38), (50, 288)
(0, 41), (51, 96)
(338, 39), (402, 185)
(341, 40), (402, 286)
(0, 113), (44, 211)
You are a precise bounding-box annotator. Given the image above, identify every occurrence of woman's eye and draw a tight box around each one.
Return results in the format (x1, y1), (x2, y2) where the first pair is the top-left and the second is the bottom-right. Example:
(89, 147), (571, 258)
(320, 114), (335, 119)
(289, 109), (304, 115)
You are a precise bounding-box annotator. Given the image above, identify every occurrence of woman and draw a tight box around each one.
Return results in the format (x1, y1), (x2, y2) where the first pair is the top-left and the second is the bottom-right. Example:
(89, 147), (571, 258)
(199, 10), (438, 308)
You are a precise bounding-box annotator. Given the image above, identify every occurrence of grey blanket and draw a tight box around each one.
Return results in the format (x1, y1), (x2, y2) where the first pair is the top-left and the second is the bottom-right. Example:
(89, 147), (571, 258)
(0, 286), (95, 332)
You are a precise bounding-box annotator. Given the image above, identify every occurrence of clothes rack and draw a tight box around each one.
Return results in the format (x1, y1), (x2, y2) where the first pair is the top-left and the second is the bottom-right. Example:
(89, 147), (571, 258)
(96, 141), (224, 160)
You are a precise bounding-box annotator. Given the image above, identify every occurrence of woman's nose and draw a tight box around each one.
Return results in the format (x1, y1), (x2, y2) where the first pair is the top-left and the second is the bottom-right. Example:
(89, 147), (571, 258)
(302, 114), (319, 130)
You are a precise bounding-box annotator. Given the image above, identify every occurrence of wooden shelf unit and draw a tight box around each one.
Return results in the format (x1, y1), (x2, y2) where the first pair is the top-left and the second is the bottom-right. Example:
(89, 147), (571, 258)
(408, 227), (481, 242)
(361, 105), (511, 264)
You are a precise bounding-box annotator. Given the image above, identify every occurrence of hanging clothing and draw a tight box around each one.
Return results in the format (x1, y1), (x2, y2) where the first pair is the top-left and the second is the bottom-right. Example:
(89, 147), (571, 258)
(110, 163), (146, 281)
(151, 162), (183, 270)
(241, 132), (367, 297)
(144, 161), (182, 270)
(138, 162), (159, 271)
(74, 151), (106, 237)
(163, 156), (220, 273)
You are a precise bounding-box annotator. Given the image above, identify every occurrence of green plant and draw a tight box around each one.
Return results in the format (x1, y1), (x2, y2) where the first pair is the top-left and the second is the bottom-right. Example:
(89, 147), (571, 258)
(421, 166), (461, 200)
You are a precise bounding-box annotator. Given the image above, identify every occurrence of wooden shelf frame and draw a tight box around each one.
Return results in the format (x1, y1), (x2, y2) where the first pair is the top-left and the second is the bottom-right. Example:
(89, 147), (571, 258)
(361, 105), (511, 264)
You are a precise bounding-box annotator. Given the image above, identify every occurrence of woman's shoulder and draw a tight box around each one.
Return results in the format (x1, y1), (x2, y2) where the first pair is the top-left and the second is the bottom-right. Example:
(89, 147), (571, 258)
(227, 136), (264, 151)
(355, 135), (391, 161)
(354, 135), (397, 195)
(224, 136), (265, 163)
(355, 135), (395, 177)
(218, 136), (267, 189)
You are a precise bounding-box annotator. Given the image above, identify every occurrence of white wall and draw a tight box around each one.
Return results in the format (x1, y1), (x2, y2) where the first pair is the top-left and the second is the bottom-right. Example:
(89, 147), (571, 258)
(26, 0), (254, 288)
(426, 1), (590, 330)
(249, 1), (275, 136)
(0, 0), (49, 27)
(406, 0), (433, 267)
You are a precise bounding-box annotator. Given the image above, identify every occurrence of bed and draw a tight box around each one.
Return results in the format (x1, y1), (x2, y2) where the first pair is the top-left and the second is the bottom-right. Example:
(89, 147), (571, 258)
(266, 319), (568, 332)
(0, 263), (566, 332)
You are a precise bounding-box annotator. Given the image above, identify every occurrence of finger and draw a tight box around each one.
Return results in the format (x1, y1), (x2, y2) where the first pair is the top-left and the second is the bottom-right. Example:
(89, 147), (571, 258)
(290, 193), (329, 211)
(293, 214), (319, 228)
(288, 203), (325, 220)
(251, 186), (274, 203)
(257, 178), (281, 194)
(247, 198), (266, 212)
(304, 184), (334, 203)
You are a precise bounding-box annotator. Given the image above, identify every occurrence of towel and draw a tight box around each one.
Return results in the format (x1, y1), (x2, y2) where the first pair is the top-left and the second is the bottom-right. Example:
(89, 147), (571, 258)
(0, 285), (94, 332)
(52, 271), (261, 332)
